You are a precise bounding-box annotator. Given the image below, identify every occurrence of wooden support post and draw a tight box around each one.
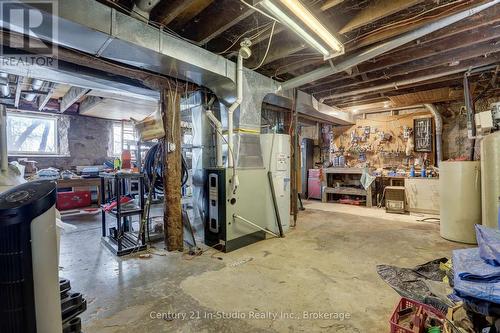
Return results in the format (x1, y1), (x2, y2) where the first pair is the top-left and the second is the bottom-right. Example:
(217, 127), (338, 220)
(161, 88), (183, 251)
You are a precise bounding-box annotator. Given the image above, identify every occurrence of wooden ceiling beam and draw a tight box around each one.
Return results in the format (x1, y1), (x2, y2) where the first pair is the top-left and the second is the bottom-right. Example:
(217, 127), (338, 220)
(318, 55), (500, 101)
(339, 0), (424, 34)
(357, 23), (500, 74)
(320, 0), (345, 11)
(247, 37), (307, 69)
(151, 0), (200, 26)
(309, 41), (500, 94)
(266, 3), (500, 80)
(179, 0), (253, 45)
(154, 0), (214, 28)
(344, 0), (488, 50)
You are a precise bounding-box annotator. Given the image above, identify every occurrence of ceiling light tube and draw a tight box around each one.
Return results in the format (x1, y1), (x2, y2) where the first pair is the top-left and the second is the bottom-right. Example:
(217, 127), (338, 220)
(279, 0), (343, 54)
(259, 0), (330, 57)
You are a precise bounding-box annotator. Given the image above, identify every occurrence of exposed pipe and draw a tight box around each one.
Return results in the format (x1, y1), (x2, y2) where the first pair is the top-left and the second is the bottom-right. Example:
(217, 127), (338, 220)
(319, 65), (498, 102)
(0, 104), (8, 173)
(205, 110), (224, 168)
(463, 71), (477, 160)
(0, 73), (10, 97)
(281, 0), (499, 90)
(228, 52), (243, 169)
(226, 41), (251, 193)
(24, 79), (44, 102)
(233, 214), (280, 238)
(424, 104), (443, 167)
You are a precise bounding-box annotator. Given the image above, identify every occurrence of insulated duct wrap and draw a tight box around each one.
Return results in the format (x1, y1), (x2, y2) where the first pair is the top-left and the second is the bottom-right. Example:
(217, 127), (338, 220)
(188, 93), (212, 231)
(228, 68), (276, 169)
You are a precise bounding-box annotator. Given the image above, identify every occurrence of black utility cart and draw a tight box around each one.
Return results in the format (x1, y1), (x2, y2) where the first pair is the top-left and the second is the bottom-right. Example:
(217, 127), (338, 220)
(100, 172), (147, 256)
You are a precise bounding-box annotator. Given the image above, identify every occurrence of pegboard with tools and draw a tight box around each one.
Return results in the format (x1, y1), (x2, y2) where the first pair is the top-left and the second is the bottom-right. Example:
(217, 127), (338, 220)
(332, 111), (435, 170)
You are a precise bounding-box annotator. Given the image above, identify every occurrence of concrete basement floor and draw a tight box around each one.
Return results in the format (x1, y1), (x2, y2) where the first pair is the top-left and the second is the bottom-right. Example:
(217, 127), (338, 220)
(60, 202), (467, 333)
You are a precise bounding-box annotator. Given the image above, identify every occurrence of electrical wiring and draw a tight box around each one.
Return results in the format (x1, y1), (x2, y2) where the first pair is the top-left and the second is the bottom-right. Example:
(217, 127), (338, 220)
(216, 22), (272, 55)
(250, 21), (277, 70)
(143, 142), (189, 194)
(344, 0), (468, 45)
(238, 0), (280, 23)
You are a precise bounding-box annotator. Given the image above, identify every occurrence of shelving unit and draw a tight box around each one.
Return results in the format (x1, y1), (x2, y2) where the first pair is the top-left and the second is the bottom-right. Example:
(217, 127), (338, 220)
(322, 168), (373, 207)
(100, 172), (147, 256)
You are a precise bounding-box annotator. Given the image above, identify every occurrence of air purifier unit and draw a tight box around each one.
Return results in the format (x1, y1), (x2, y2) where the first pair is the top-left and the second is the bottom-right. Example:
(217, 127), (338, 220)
(0, 180), (62, 333)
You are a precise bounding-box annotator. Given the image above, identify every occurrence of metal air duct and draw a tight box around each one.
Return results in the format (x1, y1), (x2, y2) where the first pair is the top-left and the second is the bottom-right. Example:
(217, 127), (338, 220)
(24, 79), (44, 102)
(0, 73), (10, 97)
(424, 104), (443, 167)
(132, 0), (161, 21)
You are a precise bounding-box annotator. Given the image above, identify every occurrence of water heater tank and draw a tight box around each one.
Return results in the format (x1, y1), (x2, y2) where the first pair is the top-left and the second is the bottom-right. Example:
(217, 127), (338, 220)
(481, 131), (500, 229)
(440, 161), (481, 244)
(0, 181), (62, 333)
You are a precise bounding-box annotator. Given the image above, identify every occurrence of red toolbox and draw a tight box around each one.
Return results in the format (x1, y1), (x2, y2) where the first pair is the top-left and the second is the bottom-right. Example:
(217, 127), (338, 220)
(57, 191), (92, 211)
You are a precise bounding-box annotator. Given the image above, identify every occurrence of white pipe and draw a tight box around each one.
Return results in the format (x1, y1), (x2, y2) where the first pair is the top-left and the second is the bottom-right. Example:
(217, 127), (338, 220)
(228, 53), (243, 168)
(0, 104), (8, 173)
(233, 214), (279, 238)
(424, 104), (443, 166)
(205, 110), (223, 168)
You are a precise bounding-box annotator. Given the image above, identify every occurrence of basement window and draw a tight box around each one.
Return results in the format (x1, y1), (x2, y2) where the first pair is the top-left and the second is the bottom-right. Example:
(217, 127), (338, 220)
(7, 112), (59, 155)
(112, 122), (137, 156)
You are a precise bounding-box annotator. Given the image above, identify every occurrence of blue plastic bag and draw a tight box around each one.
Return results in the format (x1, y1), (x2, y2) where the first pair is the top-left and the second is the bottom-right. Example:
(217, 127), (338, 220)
(475, 224), (500, 266)
(453, 248), (500, 303)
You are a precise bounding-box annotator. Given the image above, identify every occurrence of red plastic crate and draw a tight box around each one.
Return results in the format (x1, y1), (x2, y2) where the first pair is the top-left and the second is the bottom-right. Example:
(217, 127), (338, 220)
(57, 191), (91, 211)
(390, 298), (445, 333)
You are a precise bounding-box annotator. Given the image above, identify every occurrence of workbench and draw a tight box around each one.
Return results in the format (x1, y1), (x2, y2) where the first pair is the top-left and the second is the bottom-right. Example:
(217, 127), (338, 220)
(56, 177), (103, 205)
(322, 168), (373, 207)
(405, 177), (440, 214)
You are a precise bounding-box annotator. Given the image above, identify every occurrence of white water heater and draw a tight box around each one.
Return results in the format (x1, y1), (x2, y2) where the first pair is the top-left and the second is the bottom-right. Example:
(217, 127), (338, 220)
(0, 180), (62, 332)
(481, 131), (500, 229)
(440, 161), (481, 244)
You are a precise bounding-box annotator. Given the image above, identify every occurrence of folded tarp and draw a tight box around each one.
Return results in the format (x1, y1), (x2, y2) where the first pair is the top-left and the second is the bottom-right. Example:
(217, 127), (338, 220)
(476, 224), (500, 267)
(453, 248), (500, 303)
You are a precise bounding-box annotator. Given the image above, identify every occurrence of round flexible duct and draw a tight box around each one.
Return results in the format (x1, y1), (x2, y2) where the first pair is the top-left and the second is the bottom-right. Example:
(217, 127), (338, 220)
(424, 103), (443, 166)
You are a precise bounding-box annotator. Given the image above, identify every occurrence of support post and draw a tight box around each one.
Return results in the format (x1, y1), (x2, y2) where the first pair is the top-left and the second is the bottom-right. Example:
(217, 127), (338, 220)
(161, 88), (183, 251)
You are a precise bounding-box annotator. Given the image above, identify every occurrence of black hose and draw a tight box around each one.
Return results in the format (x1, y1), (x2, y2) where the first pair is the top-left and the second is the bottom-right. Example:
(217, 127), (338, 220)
(143, 143), (189, 194)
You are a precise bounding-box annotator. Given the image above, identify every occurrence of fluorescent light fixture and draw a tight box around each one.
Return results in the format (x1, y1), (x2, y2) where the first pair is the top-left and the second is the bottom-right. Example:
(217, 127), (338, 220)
(259, 0), (343, 59)
(279, 0), (343, 53)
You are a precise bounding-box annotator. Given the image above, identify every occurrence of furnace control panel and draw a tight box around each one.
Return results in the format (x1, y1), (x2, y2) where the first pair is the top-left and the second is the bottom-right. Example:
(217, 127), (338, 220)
(208, 173), (220, 233)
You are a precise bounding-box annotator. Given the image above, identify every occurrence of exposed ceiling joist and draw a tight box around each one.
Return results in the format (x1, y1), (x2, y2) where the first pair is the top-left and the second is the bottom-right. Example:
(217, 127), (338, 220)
(14, 76), (23, 108)
(320, 0), (345, 11)
(60, 86), (89, 113)
(79, 95), (105, 114)
(357, 24), (500, 74)
(180, 0), (253, 45)
(320, 60), (499, 102)
(281, 1), (499, 90)
(339, 0), (424, 34)
(283, 8), (500, 79)
(247, 37), (306, 69)
(345, 0), (492, 50)
(38, 82), (56, 111)
(170, 0), (215, 30)
(151, 0), (196, 26)
(313, 40), (500, 93)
